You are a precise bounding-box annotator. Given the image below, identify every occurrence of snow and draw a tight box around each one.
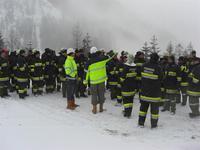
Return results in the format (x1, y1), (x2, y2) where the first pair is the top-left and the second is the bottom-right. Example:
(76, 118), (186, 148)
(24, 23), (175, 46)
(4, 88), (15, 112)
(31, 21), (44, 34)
(0, 92), (200, 150)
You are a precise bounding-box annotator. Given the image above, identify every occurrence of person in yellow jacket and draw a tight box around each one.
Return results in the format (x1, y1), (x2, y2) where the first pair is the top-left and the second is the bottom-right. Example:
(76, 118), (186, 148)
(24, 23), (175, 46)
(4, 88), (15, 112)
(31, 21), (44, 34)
(84, 47), (116, 114)
(64, 48), (79, 110)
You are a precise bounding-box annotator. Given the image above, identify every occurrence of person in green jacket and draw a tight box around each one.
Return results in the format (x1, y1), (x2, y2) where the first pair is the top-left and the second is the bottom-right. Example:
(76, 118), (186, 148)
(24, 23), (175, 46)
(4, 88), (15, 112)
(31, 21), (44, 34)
(84, 47), (116, 114)
(64, 48), (79, 110)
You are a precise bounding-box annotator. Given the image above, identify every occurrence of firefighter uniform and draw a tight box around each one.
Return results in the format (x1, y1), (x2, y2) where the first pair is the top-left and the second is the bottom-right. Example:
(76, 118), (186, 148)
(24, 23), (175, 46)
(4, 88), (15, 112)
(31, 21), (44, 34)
(75, 50), (87, 98)
(116, 61), (124, 105)
(138, 53), (163, 128)
(187, 59), (200, 118)
(107, 57), (119, 100)
(57, 50), (67, 98)
(178, 57), (189, 106)
(135, 52), (145, 96)
(29, 51), (44, 96)
(120, 63), (137, 118)
(162, 57), (181, 114)
(42, 49), (57, 93)
(9, 51), (18, 92)
(115, 53), (128, 105)
(0, 52), (10, 97)
(16, 50), (29, 99)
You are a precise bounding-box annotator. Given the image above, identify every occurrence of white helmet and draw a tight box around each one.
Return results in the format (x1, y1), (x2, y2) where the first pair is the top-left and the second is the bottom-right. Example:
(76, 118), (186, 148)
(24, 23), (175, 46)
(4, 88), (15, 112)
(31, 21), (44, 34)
(90, 47), (98, 54)
(67, 48), (75, 54)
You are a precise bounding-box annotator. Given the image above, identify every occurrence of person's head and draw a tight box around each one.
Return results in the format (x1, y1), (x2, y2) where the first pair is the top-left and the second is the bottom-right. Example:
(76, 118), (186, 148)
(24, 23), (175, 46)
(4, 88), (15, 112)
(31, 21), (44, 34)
(90, 47), (98, 55)
(168, 55), (175, 64)
(34, 51), (40, 58)
(178, 56), (186, 65)
(135, 51), (144, 59)
(67, 48), (75, 57)
(191, 50), (196, 58)
(1, 48), (9, 58)
(19, 49), (26, 57)
(45, 48), (50, 54)
(150, 53), (159, 63)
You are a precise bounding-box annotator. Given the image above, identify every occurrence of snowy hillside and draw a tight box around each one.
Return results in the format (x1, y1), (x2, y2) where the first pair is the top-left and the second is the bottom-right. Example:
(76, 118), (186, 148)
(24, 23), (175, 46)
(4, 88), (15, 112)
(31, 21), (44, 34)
(0, 92), (200, 150)
(0, 0), (62, 50)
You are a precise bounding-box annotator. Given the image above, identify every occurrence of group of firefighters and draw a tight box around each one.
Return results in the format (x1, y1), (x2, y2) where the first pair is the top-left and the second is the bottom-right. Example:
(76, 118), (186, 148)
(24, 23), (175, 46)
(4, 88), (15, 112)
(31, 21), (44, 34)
(0, 47), (200, 128)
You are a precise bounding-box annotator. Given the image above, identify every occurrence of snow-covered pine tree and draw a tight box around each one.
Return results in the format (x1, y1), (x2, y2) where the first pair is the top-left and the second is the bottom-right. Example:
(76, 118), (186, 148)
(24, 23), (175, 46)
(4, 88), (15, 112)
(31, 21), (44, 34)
(166, 41), (174, 56)
(186, 42), (194, 55)
(0, 32), (4, 51)
(175, 43), (184, 58)
(149, 35), (160, 54)
(141, 41), (150, 60)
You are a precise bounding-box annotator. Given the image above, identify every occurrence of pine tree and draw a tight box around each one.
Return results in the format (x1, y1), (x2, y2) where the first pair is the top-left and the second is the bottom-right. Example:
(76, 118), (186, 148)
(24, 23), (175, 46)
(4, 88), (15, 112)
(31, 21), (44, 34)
(141, 41), (151, 60)
(166, 41), (174, 56)
(149, 35), (160, 54)
(175, 43), (184, 58)
(82, 33), (92, 55)
(186, 42), (194, 55)
(0, 32), (4, 51)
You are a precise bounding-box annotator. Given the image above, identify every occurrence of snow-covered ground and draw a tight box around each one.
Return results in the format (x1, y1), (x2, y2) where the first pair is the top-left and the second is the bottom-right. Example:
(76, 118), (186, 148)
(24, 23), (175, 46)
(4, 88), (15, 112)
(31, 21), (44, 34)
(0, 91), (200, 150)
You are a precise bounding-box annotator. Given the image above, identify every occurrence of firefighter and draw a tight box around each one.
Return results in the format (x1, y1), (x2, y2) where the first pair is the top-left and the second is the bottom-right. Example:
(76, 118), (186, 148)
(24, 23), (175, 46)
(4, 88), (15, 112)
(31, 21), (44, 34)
(178, 56), (189, 106)
(134, 51), (145, 96)
(159, 56), (168, 106)
(120, 57), (137, 118)
(9, 51), (18, 92)
(57, 49), (67, 98)
(15, 49), (29, 99)
(0, 49), (10, 98)
(42, 48), (57, 93)
(84, 47), (116, 114)
(29, 51), (44, 96)
(75, 49), (87, 98)
(115, 51), (128, 106)
(107, 50), (119, 100)
(162, 55), (181, 115)
(65, 48), (79, 110)
(187, 57), (200, 118)
(138, 53), (163, 128)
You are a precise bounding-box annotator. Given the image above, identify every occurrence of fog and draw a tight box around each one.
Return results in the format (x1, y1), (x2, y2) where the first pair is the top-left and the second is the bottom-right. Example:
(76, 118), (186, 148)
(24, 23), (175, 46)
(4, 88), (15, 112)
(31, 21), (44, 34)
(3, 0), (199, 55)
(47, 0), (200, 54)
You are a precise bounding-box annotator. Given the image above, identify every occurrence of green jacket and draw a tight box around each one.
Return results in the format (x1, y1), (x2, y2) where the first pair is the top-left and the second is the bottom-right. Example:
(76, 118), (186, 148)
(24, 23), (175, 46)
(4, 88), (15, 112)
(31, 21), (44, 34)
(64, 56), (77, 80)
(84, 54), (116, 85)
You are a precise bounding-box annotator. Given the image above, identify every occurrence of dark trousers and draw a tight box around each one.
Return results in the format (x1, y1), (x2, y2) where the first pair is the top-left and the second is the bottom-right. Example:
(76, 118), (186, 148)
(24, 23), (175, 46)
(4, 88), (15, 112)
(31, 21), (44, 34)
(45, 77), (56, 93)
(62, 80), (67, 98)
(75, 79), (86, 97)
(17, 82), (28, 99)
(189, 96), (200, 115)
(110, 85), (118, 100)
(139, 101), (159, 127)
(164, 94), (176, 113)
(116, 86), (122, 103)
(0, 85), (8, 97)
(180, 86), (188, 105)
(57, 77), (61, 92)
(32, 80), (43, 95)
(176, 91), (181, 103)
(66, 79), (76, 101)
(123, 95), (134, 117)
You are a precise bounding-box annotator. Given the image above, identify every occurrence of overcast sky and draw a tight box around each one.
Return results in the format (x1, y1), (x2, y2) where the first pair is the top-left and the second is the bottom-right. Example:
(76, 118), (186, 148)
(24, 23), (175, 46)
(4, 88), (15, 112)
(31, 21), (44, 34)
(48, 0), (200, 54)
